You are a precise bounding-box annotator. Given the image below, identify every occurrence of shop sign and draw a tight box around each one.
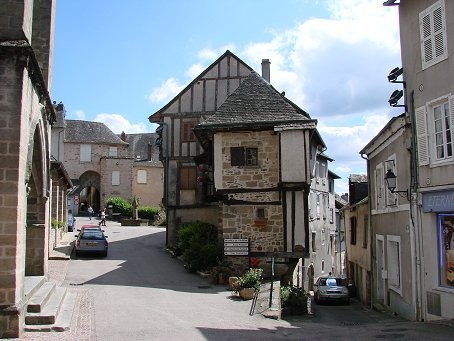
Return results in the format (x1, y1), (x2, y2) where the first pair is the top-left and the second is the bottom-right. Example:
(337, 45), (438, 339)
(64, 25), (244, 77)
(422, 189), (454, 212)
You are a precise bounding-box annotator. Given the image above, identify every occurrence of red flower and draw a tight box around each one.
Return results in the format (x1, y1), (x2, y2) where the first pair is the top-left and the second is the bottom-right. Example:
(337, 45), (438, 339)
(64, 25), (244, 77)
(250, 257), (260, 268)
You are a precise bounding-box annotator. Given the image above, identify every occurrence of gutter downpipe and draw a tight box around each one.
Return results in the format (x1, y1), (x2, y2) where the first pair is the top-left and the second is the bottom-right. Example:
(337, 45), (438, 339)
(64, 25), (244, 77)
(409, 90), (423, 321)
(360, 152), (373, 309)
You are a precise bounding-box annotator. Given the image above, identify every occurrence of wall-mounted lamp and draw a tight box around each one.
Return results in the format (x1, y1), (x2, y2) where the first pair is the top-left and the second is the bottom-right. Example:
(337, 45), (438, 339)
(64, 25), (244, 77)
(383, 0), (399, 6)
(388, 90), (407, 110)
(384, 169), (409, 200)
(387, 67), (405, 84)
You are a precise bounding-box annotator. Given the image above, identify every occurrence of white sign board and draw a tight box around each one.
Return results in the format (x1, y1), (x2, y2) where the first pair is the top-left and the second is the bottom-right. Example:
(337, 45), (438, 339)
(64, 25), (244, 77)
(224, 238), (249, 256)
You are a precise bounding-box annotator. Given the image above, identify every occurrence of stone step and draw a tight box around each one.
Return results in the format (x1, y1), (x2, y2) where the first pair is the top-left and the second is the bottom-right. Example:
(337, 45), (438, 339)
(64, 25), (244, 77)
(24, 291), (77, 332)
(25, 286), (66, 325)
(27, 282), (56, 313)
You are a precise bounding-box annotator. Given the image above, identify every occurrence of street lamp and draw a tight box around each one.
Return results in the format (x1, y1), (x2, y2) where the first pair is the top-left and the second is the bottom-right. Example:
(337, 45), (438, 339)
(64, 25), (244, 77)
(384, 169), (409, 200)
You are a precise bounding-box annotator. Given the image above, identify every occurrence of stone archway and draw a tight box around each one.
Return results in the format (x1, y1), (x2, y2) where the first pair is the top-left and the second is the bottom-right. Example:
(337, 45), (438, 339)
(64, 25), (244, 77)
(25, 123), (49, 276)
(72, 171), (101, 215)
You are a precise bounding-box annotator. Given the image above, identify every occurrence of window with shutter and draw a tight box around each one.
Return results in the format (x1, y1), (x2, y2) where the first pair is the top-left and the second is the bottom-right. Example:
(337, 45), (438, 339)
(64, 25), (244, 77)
(180, 167), (196, 189)
(350, 217), (357, 245)
(375, 165), (385, 210)
(109, 146), (118, 157)
(385, 159), (397, 206)
(231, 147), (245, 166)
(387, 236), (401, 293)
(80, 144), (91, 162)
(112, 171), (120, 186)
(415, 105), (429, 165)
(137, 170), (147, 184)
(181, 122), (197, 142)
(419, 0), (447, 70)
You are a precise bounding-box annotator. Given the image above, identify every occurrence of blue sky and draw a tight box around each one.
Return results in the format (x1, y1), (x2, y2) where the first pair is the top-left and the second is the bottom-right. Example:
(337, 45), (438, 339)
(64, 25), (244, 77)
(51, 0), (402, 194)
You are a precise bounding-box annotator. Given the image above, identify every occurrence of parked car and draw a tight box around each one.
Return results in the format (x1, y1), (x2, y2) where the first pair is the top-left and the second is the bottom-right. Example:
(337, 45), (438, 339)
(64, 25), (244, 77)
(76, 224), (104, 233)
(74, 230), (108, 257)
(313, 276), (349, 304)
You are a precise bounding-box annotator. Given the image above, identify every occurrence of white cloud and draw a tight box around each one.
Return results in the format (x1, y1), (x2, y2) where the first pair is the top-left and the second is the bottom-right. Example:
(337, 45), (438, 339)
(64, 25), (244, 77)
(71, 110), (86, 120)
(143, 0), (402, 193)
(94, 113), (152, 134)
(146, 77), (185, 103)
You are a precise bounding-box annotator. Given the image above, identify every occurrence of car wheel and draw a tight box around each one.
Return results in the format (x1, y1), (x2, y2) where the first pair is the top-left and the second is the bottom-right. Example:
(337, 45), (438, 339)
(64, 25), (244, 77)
(344, 298), (350, 305)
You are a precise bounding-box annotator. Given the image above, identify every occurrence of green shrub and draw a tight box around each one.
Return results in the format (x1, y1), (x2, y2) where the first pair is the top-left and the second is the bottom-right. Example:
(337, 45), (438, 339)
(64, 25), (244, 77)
(280, 285), (309, 315)
(233, 268), (263, 292)
(177, 221), (221, 272)
(138, 206), (160, 220)
(106, 197), (132, 217)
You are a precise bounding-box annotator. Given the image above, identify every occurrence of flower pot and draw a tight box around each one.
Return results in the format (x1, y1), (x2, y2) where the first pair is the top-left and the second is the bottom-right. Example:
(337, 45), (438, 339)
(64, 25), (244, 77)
(239, 287), (256, 300)
(229, 276), (239, 290)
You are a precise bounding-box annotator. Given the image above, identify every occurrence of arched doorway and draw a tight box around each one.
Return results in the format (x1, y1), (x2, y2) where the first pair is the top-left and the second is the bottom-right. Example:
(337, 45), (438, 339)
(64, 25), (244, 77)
(25, 124), (49, 276)
(71, 171), (101, 216)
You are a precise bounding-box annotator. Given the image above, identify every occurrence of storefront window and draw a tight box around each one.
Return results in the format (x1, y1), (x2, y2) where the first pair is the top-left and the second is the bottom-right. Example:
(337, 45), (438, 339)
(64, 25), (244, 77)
(439, 214), (454, 287)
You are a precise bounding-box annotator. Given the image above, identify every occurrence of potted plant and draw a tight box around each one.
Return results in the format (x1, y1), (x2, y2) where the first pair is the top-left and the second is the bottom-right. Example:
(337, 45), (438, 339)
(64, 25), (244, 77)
(211, 260), (232, 285)
(233, 268), (263, 300)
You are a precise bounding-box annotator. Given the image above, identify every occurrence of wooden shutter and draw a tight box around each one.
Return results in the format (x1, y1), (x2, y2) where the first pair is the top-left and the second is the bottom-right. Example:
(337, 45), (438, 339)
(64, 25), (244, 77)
(415, 105), (429, 165)
(230, 147), (245, 166)
(419, 1), (447, 69)
(180, 167), (196, 189)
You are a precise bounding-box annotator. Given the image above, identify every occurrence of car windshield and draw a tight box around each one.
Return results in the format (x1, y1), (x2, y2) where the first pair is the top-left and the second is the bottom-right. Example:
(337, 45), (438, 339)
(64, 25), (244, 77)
(80, 231), (104, 240)
(320, 278), (344, 286)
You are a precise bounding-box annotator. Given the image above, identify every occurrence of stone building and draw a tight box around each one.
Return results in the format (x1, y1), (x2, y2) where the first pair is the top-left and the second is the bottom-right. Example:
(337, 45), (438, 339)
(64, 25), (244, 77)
(51, 107), (163, 215)
(0, 0), (57, 337)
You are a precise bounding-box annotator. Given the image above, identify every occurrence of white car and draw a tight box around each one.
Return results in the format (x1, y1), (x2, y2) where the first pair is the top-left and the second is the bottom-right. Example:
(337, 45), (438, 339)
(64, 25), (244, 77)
(313, 276), (350, 304)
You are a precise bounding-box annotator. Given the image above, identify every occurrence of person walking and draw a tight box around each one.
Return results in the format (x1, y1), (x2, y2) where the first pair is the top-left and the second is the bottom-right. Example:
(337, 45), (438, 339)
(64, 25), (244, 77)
(87, 205), (94, 220)
(99, 208), (106, 226)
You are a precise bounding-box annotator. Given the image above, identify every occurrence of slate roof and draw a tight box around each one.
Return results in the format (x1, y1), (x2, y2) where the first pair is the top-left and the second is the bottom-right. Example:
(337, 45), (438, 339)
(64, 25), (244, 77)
(64, 120), (127, 145)
(119, 132), (161, 163)
(195, 72), (313, 130)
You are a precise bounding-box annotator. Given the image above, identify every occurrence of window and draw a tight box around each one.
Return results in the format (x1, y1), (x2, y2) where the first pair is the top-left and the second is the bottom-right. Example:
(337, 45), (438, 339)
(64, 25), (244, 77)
(180, 166), (196, 190)
(350, 217), (357, 245)
(415, 96), (454, 166)
(321, 260), (325, 273)
(433, 101), (452, 160)
(387, 235), (401, 293)
(385, 159), (397, 206)
(230, 147), (258, 166)
(80, 144), (91, 162)
(109, 146), (118, 157)
(112, 171), (120, 186)
(330, 235), (334, 255)
(311, 232), (316, 252)
(137, 170), (147, 184)
(419, 0), (447, 70)
(375, 164), (385, 210)
(256, 208), (265, 219)
(438, 214), (454, 288)
(363, 214), (368, 249)
(181, 121), (197, 142)
(316, 193), (320, 219)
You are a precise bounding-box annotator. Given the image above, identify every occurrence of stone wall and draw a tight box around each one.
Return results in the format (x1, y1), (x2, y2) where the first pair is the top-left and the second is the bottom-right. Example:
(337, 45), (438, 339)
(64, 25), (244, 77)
(219, 131), (284, 269)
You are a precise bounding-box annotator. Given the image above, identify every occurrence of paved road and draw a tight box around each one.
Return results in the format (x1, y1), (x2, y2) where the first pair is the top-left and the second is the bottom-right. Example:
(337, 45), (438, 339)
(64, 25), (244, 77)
(17, 217), (454, 340)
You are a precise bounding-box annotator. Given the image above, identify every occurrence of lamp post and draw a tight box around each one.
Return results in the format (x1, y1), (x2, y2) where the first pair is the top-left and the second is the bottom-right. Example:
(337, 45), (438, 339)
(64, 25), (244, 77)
(156, 121), (170, 246)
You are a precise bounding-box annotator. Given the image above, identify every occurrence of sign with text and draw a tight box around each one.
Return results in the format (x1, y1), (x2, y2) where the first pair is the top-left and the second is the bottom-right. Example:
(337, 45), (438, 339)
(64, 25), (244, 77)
(224, 238), (249, 256)
(422, 189), (454, 212)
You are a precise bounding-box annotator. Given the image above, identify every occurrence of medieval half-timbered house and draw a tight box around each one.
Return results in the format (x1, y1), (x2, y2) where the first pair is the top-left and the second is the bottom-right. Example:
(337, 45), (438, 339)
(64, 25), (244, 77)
(149, 50), (254, 246)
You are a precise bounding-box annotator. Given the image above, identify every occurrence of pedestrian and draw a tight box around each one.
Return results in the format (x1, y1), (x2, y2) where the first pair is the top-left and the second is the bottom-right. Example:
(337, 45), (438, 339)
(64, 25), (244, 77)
(99, 208), (106, 226)
(87, 205), (94, 220)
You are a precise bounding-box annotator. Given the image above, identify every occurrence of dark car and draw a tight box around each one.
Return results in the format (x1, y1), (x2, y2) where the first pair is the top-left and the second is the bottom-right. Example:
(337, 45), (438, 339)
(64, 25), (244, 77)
(313, 276), (350, 304)
(74, 230), (108, 257)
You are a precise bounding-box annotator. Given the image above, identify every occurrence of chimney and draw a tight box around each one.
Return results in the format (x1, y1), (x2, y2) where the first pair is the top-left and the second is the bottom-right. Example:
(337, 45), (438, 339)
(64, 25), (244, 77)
(261, 59), (270, 83)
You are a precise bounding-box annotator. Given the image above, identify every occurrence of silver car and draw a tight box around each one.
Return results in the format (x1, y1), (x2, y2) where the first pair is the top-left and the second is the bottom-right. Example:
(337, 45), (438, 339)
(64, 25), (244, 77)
(74, 230), (108, 257)
(313, 276), (350, 304)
